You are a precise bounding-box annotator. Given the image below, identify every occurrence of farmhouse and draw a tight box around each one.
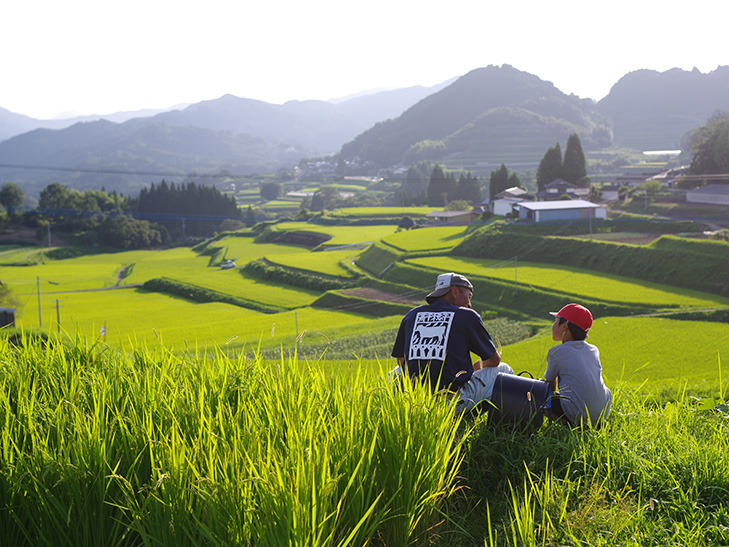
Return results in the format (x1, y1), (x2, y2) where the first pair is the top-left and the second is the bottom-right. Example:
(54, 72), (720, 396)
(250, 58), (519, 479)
(537, 179), (589, 201)
(686, 184), (729, 205)
(491, 198), (524, 216)
(490, 186), (534, 216)
(426, 210), (479, 224)
(515, 200), (607, 222)
(599, 184), (621, 201)
(614, 171), (662, 187)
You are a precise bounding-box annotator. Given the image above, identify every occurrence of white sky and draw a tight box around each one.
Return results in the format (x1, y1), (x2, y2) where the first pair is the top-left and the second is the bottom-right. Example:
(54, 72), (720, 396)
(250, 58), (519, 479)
(1, 0), (726, 119)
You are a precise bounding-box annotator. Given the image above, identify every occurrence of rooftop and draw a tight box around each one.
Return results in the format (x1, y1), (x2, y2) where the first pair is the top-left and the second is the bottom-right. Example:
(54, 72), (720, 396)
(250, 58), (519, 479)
(688, 184), (729, 195)
(518, 200), (601, 211)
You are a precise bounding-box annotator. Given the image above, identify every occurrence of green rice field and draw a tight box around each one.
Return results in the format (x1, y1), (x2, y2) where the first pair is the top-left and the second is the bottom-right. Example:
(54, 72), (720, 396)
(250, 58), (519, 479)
(3, 224), (729, 387)
(382, 226), (471, 252)
(501, 316), (729, 388)
(275, 222), (401, 246)
(10, 282), (399, 351)
(264, 248), (358, 278)
(408, 256), (729, 310)
(326, 206), (433, 218)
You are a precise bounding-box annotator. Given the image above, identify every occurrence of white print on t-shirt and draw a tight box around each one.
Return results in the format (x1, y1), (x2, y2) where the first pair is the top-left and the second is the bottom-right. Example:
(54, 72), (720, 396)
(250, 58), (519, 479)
(408, 311), (454, 361)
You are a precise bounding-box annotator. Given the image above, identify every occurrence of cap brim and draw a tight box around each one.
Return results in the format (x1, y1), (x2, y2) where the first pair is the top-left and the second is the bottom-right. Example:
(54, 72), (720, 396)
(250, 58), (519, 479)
(426, 287), (451, 304)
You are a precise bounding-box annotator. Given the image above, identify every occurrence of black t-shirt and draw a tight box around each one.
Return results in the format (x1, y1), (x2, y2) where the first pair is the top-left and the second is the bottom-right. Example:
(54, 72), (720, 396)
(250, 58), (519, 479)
(391, 299), (498, 391)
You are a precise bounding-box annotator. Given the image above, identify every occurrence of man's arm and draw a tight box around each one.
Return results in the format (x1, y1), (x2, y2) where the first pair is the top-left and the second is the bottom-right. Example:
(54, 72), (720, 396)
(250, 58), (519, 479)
(479, 351), (501, 368)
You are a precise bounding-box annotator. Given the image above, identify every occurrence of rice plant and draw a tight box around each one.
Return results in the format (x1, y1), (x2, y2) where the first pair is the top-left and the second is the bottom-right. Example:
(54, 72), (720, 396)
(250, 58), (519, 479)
(0, 332), (465, 546)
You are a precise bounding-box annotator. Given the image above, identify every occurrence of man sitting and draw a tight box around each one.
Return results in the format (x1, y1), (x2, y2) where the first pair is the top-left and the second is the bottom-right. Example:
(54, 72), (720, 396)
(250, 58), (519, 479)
(391, 272), (513, 413)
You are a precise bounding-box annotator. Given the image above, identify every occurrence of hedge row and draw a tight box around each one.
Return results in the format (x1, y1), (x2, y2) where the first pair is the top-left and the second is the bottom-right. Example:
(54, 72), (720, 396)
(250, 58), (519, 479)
(454, 230), (729, 296)
(499, 217), (700, 237)
(657, 308), (729, 323)
(383, 262), (657, 322)
(142, 277), (283, 313)
(243, 259), (353, 292)
(311, 291), (412, 318)
(649, 235), (729, 260)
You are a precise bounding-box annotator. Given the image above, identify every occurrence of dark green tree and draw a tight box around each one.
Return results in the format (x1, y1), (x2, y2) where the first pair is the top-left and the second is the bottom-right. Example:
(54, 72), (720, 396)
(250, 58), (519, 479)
(310, 185), (341, 211)
(260, 181), (283, 201)
(562, 133), (588, 186)
(0, 182), (24, 213)
(398, 164), (428, 206)
(39, 182), (74, 211)
(398, 216), (416, 229)
(536, 143), (563, 191)
(489, 164), (511, 201)
(508, 171), (521, 189)
(245, 206), (256, 227)
(690, 111), (729, 179)
(426, 165), (457, 207)
(456, 172), (482, 203)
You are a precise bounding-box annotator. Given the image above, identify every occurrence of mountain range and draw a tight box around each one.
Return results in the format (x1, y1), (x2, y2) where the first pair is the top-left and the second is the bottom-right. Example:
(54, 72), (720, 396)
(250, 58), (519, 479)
(1, 64), (728, 196)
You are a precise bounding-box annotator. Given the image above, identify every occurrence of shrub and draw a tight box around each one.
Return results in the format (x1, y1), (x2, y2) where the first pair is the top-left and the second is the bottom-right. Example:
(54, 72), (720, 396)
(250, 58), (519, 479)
(243, 259), (352, 291)
(142, 277), (283, 313)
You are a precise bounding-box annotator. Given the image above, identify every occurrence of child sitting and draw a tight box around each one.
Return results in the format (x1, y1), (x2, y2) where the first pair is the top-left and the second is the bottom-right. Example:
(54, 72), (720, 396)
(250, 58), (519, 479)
(545, 303), (612, 428)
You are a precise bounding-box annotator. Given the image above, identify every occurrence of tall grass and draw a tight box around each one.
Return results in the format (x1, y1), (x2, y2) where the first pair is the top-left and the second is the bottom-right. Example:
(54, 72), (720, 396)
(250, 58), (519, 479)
(452, 381), (729, 546)
(3, 334), (729, 546)
(0, 333), (464, 546)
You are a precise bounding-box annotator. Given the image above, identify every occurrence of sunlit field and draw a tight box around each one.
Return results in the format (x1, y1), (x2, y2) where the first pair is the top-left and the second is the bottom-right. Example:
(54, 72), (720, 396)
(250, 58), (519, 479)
(264, 248), (358, 278)
(201, 236), (306, 264)
(409, 256), (729, 310)
(382, 225), (471, 251)
(501, 316), (729, 388)
(326, 206), (433, 218)
(10, 283), (400, 352)
(1, 250), (152, 292)
(0, 244), (46, 264)
(275, 223), (400, 246)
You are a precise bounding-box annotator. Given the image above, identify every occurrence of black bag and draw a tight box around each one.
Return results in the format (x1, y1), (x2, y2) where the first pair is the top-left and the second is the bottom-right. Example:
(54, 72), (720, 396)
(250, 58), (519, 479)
(489, 372), (551, 431)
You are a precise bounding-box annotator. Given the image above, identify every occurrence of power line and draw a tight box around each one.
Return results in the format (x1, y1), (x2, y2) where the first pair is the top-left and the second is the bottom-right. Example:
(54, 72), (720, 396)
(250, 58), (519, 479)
(0, 162), (243, 180)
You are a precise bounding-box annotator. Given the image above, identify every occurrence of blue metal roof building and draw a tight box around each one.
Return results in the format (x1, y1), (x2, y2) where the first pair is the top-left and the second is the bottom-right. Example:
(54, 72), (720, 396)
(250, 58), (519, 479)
(516, 200), (606, 222)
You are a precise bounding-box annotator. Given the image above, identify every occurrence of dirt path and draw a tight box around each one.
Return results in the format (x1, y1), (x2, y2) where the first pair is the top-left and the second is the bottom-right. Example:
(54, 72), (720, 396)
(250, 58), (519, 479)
(342, 287), (421, 306)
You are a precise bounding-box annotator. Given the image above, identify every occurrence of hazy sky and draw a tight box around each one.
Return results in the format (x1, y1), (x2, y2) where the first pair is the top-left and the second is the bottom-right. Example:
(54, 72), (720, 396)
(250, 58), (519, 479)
(2, 0), (726, 119)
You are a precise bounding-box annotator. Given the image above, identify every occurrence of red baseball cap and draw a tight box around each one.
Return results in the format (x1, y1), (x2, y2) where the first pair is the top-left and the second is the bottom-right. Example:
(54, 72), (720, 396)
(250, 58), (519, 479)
(550, 303), (593, 332)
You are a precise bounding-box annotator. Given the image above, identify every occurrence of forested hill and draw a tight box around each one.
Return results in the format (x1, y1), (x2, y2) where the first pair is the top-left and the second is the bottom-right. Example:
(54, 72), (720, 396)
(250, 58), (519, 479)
(597, 66), (729, 150)
(0, 119), (296, 197)
(338, 65), (613, 169)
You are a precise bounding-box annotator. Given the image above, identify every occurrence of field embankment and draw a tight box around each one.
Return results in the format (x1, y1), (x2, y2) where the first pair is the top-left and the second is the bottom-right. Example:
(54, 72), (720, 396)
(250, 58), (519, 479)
(454, 228), (729, 296)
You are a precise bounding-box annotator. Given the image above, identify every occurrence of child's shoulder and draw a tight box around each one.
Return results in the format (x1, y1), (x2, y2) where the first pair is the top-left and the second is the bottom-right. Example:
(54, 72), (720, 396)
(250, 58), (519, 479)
(548, 341), (598, 356)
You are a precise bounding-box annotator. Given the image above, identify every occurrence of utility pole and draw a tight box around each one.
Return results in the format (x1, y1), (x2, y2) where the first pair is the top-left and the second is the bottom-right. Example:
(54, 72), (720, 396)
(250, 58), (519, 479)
(295, 311), (300, 356)
(514, 257), (518, 296)
(37, 277), (42, 329)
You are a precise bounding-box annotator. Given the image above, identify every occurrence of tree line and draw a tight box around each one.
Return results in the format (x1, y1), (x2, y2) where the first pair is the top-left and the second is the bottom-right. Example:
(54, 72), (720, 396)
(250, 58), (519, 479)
(0, 180), (242, 249)
(396, 163), (482, 208)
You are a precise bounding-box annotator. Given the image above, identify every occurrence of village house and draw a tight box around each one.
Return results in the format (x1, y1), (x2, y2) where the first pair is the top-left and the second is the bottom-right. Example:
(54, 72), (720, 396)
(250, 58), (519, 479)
(426, 210), (480, 224)
(599, 184), (621, 201)
(490, 186), (534, 216)
(686, 184), (729, 206)
(537, 179), (589, 201)
(515, 200), (607, 222)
